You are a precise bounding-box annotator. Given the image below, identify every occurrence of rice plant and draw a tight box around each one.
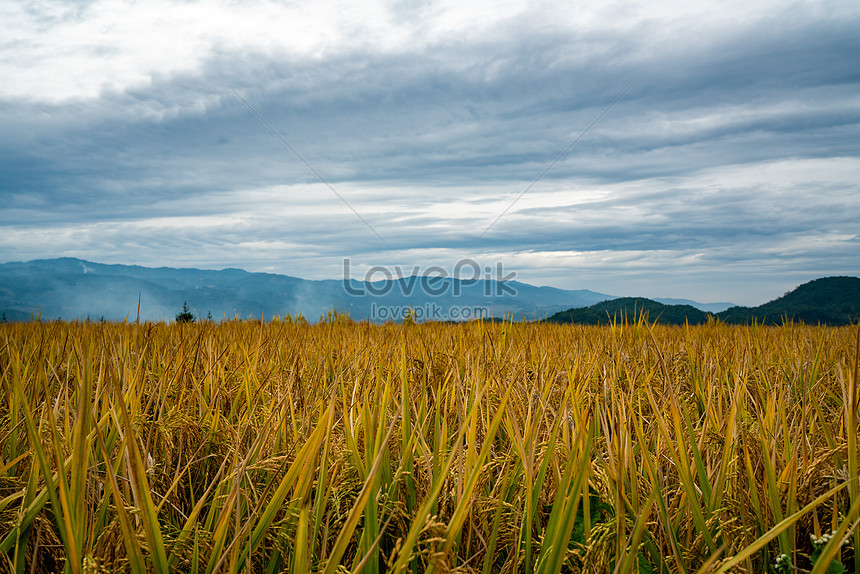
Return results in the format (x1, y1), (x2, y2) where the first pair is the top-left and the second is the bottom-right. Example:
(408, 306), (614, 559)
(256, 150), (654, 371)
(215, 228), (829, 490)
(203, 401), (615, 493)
(0, 317), (857, 572)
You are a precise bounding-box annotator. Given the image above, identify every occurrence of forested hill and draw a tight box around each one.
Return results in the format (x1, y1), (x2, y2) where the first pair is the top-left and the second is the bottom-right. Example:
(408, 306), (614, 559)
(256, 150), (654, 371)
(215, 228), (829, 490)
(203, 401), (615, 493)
(716, 276), (860, 325)
(547, 277), (860, 326)
(546, 297), (711, 325)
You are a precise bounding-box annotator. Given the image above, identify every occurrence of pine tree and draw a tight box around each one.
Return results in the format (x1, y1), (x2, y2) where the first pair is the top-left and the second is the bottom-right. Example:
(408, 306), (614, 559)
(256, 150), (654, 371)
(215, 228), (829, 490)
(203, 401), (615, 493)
(176, 301), (195, 323)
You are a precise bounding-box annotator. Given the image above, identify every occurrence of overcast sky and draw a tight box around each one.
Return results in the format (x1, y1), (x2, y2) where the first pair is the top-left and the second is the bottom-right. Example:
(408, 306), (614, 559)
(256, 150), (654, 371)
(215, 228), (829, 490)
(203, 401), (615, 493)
(2, 0), (858, 305)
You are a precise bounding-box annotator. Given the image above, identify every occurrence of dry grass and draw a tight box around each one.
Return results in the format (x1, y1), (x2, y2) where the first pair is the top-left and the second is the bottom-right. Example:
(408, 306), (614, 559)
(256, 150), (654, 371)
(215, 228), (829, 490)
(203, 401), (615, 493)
(0, 316), (858, 573)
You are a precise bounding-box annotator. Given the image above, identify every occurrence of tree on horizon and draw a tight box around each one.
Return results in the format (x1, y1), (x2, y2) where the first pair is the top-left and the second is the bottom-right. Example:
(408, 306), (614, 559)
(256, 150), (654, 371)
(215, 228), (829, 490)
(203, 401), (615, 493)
(175, 301), (194, 323)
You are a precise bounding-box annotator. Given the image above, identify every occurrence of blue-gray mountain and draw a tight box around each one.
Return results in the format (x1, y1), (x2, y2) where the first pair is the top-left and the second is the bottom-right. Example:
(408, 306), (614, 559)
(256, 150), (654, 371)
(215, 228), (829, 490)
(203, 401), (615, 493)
(0, 258), (739, 323)
(7, 260), (850, 325)
(1, 258), (626, 322)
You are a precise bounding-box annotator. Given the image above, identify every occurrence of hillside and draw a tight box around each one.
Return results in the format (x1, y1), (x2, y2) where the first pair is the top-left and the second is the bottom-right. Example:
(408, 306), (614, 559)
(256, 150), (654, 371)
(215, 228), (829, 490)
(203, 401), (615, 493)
(547, 277), (860, 326)
(547, 297), (711, 325)
(718, 276), (860, 325)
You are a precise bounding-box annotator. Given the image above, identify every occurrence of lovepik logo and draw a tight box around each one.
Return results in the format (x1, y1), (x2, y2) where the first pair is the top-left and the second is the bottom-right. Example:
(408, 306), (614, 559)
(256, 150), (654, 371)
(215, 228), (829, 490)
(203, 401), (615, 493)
(342, 259), (517, 297)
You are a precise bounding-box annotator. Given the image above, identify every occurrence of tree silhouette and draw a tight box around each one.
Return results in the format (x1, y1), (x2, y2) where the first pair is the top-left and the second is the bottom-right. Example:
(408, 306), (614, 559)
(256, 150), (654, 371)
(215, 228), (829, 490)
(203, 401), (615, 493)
(175, 301), (195, 323)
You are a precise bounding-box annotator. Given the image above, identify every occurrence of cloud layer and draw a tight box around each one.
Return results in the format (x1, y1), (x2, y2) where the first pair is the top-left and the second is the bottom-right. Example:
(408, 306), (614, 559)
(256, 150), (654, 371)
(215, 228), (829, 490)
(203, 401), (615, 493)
(2, 0), (859, 305)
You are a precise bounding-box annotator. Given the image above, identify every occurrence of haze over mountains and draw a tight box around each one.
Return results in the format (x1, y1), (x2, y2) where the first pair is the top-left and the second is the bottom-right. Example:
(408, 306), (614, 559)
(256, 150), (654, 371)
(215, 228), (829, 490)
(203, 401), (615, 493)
(2, 259), (852, 325)
(0, 258), (618, 322)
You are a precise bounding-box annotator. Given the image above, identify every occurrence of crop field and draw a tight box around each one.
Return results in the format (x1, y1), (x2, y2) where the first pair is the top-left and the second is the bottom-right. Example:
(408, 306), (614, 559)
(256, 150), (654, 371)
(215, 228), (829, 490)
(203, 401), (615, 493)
(0, 318), (858, 573)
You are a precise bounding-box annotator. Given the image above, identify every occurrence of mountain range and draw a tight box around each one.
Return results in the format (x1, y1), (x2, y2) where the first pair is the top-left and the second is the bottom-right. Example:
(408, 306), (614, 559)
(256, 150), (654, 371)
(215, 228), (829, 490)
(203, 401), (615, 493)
(0, 258), (621, 322)
(547, 276), (860, 326)
(3, 259), (851, 325)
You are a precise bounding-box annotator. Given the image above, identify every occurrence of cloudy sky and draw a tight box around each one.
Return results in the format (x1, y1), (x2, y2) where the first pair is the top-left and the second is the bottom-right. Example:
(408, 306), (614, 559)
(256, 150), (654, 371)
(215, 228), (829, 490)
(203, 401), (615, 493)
(2, 0), (858, 305)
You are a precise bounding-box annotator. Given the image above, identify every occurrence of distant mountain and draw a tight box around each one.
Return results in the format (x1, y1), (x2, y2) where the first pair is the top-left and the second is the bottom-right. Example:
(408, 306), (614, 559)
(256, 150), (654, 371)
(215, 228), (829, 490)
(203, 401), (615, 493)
(0, 258), (615, 322)
(547, 277), (860, 326)
(654, 298), (734, 313)
(717, 276), (860, 325)
(547, 297), (711, 325)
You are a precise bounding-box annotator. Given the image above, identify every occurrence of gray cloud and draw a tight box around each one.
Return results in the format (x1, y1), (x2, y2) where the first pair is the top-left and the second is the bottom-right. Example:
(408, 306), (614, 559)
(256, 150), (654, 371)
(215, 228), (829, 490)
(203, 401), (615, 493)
(1, 0), (859, 305)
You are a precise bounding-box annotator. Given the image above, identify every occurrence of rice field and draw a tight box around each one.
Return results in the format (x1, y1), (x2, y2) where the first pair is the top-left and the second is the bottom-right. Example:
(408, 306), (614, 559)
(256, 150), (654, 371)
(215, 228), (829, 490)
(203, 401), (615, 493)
(0, 317), (858, 573)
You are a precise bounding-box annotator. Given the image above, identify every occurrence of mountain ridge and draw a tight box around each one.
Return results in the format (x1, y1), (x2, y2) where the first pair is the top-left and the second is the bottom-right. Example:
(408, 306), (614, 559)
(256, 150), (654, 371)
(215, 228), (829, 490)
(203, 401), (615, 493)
(6, 259), (850, 325)
(14, 258), (846, 324)
(1, 257), (619, 322)
(547, 276), (860, 326)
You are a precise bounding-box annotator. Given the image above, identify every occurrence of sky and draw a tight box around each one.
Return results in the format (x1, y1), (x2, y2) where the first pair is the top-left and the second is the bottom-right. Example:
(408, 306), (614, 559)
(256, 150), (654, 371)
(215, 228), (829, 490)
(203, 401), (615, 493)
(1, 0), (858, 306)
